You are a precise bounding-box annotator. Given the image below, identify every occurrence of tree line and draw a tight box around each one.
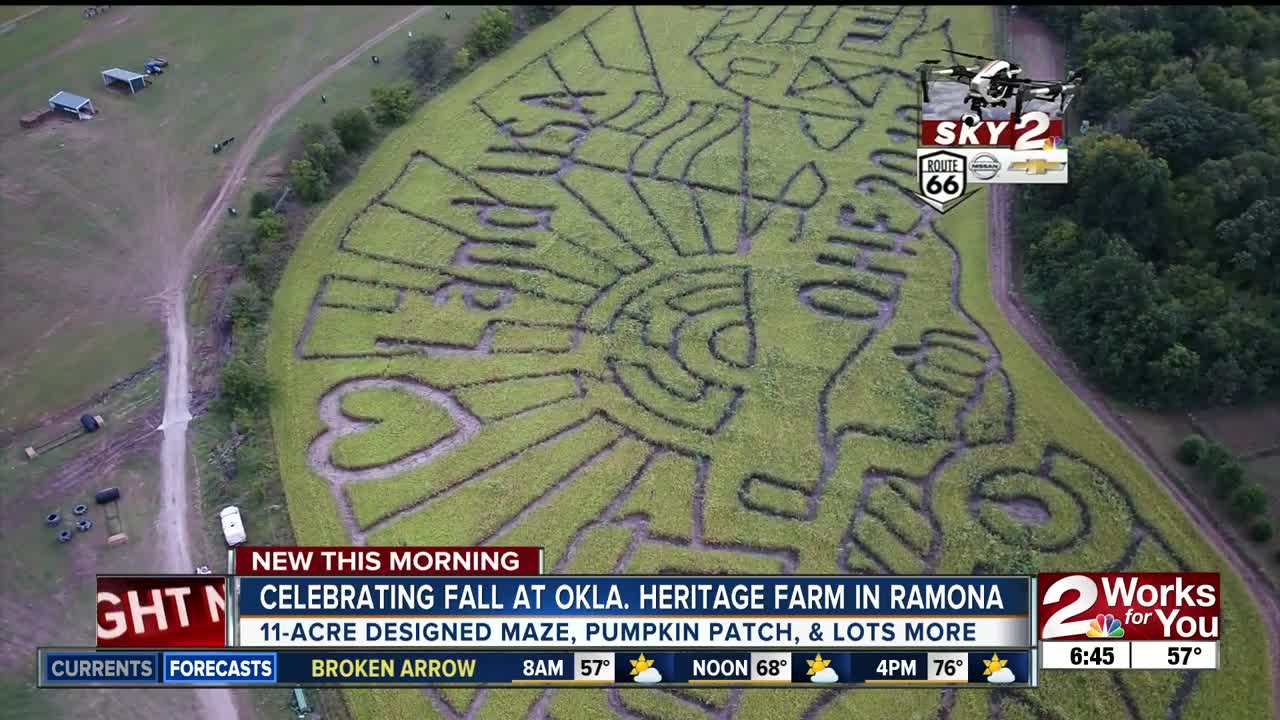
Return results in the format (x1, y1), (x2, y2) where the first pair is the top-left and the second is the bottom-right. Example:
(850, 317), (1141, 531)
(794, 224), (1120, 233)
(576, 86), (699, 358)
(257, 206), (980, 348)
(1177, 434), (1272, 545)
(1016, 6), (1280, 408)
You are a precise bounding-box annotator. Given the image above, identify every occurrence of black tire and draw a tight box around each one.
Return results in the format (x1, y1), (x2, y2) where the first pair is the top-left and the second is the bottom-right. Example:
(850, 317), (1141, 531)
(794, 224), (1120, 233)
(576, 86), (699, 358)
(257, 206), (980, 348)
(73, 504), (88, 516)
(57, 530), (73, 543)
(76, 520), (93, 532)
(46, 513), (61, 527)
(95, 487), (121, 504)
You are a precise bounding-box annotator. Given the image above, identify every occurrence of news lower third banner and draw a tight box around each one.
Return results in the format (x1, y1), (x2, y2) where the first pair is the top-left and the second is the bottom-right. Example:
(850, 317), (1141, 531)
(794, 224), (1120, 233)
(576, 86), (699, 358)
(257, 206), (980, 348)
(235, 576), (1032, 649)
(38, 648), (1037, 688)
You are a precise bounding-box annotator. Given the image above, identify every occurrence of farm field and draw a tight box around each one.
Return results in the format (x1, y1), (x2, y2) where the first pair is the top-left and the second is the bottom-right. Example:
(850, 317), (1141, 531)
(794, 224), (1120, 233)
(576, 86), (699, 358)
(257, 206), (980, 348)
(1118, 401), (1280, 589)
(267, 6), (1273, 720)
(0, 444), (175, 720)
(0, 5), (437, 435)
(253, 5), (487, 166)
(197, 4), (488, 230)
(0, 6), (42, 26)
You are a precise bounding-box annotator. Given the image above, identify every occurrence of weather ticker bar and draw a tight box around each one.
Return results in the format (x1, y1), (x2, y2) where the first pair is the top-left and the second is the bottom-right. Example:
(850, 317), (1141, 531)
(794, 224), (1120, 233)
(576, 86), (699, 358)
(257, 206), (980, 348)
(38, 648), (1036, 688)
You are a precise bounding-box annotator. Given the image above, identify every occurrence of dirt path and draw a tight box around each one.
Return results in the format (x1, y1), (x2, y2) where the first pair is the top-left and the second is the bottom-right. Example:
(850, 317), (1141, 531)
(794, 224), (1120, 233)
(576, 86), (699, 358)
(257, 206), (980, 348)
(996, 12), (1280, 714)
(155, 8), (436, 720)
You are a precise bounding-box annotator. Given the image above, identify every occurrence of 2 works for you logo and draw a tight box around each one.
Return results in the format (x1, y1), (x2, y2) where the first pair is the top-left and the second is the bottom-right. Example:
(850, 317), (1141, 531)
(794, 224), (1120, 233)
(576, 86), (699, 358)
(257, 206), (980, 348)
(1037, 573), (1220, 642)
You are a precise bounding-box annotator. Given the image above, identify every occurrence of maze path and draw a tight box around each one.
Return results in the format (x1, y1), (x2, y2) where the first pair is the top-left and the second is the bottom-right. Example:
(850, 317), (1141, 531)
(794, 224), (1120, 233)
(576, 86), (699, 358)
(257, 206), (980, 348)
(283, 7), (1218, 720)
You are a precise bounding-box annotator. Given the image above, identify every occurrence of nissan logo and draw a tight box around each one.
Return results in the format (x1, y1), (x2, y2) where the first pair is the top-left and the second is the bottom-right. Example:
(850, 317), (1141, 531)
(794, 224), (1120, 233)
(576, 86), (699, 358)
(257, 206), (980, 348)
(970, 153), (1001, 180)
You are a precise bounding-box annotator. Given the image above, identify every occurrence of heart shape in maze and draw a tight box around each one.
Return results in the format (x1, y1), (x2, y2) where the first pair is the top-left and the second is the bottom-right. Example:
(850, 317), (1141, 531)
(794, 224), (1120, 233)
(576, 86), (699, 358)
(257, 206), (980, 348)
(326, 382), (466, 472)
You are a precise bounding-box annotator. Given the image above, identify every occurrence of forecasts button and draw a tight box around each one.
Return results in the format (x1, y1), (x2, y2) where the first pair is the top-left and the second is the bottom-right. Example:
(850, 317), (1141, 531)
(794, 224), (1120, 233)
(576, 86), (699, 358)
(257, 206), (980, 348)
(163, 652), (277, 684)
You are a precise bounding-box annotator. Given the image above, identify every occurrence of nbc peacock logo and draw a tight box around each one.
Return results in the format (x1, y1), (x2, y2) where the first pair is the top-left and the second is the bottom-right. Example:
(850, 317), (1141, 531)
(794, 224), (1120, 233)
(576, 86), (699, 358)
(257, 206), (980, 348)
(1086, 613), (1125, 638)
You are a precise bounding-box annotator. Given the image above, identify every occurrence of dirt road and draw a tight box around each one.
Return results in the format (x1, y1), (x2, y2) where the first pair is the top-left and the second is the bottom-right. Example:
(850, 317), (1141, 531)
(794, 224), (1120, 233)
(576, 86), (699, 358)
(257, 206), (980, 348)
(996, 11), (1280, 713)
(156, 8), (436, 720)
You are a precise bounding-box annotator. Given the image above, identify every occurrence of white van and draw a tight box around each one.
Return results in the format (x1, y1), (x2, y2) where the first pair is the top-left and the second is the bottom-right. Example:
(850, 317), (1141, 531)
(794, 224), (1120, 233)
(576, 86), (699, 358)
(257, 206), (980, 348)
(220, 506), (246, 546)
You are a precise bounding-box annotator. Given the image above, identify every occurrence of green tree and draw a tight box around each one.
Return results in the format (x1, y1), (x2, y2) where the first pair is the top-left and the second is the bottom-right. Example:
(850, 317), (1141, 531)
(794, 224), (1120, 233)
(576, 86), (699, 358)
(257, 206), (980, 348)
(1041, 237), (1180, 401)
(219, 354), (274, 418)
(525, 5), (562, 24)
(1248, 95), (1280, 145)
(1196, 442), (1233, 483)
(1068, 135), (1171, 253)
(1160, 6), (1231, 53)
(1132, 92), (1219, 175)
(1078, 28), (1174, 115)
(253, 209), (287, 243)
(1131, 85), (1260, 177)
(1223, 6), (1262, 47)
(304, 141), (338, 175)
(1086, 29), (1174, 66)
(1195, 152), (1280, 222)
(1161, 265), (1228, 321)
(1251, 520), (1275, 543)
(406, 34), (447, 83)
(1146, 343), (1200, 406)
(1078, 7), (1138, 50)
(1197, 310), (1279, 405)
(1196, 60), (1251, 113)
(1216, 198), (1280, 293)
(227, 279), (266, 332)
(289, 158), (330, 203)
(1166, 177), (1216, 259)
(465, 8), (514, 58)
(297, 122), (343, 159)
(249, 191), (273, 218)
(1232, 484), (1269, 519)
(331, 107), (375, 153)
(294, 122), (344, 177)
(1078, 56), (1146, 116)
(370, 82), (416, 126)
(1212, 462), (1244, 499)
(1176, 434), (1207, 466)
(1025, 218), (1083, 286)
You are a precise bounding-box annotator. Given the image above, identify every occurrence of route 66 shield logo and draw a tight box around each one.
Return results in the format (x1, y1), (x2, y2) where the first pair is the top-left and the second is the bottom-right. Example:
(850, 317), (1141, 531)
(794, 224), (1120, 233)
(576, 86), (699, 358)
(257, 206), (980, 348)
(914, 149), (971, 213)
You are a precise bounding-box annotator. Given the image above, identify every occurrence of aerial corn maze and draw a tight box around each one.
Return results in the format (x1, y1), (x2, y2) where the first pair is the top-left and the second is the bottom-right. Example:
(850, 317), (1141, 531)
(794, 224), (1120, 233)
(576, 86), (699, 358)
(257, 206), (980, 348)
(268, 5), (1270, 719)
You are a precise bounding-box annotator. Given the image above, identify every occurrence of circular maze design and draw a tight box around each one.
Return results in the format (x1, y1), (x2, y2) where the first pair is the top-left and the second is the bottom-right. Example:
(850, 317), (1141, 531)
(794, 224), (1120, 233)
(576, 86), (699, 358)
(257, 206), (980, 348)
(280, 6), (1245, 720)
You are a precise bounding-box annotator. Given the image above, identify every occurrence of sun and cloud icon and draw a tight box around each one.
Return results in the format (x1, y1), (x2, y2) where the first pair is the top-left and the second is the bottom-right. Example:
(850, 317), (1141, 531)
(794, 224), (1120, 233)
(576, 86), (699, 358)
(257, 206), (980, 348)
(630, 654), (662, 684)
(1086, 614), (1125, 638)
(806, 654), (839, 684)
(983, 653), (1016, 684)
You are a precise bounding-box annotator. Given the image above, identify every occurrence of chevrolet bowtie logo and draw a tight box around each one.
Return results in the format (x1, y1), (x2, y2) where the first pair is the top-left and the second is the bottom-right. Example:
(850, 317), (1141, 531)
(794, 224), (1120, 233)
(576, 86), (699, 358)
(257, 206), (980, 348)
(1009, 158), (1066, 175)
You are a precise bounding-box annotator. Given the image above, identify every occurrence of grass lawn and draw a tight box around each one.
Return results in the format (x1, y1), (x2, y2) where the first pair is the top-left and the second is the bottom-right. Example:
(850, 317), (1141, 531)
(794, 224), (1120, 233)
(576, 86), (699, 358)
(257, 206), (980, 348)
(0, 5), (42, 26)
(267, 6), (1272, 719)
(0, 448), (179, 720)
(252, 5), (487, 165)
(0, 362), (173, 716)
(0, 5), (443, 434)
(199, 3), (488, 301)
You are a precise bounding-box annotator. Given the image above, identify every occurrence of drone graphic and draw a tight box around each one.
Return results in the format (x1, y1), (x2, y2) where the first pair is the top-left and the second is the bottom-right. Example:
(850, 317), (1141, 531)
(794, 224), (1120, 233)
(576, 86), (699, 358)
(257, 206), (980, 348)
(919, 49), (1086, 127)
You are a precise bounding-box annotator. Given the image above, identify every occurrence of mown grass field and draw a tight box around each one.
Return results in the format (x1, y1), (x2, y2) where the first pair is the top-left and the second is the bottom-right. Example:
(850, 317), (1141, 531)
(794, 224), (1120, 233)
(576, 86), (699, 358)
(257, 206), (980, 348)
(0, 5), (438, 434)
(0, 444), (167, 720)
(268, 6), (1272, 719)
(1118, 401), (1280, 589)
